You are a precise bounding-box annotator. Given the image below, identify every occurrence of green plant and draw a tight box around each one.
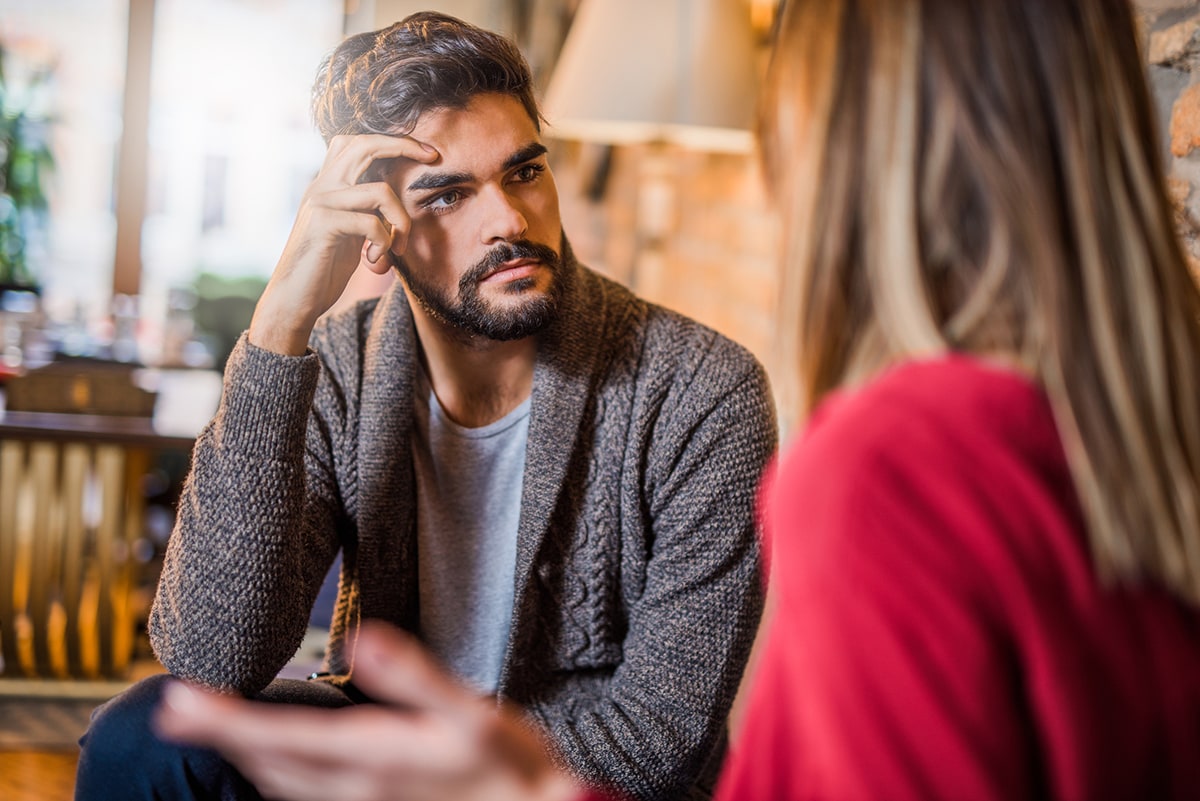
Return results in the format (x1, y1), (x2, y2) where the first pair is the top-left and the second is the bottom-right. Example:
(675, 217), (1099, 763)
(0, 44), (53, 288)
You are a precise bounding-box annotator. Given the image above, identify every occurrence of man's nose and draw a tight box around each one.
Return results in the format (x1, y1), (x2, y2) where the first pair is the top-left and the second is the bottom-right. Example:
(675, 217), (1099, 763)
(479, 184), (528, 243)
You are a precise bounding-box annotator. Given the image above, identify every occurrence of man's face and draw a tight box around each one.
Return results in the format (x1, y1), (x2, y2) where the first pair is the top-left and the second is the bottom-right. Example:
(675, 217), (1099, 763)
(384, 93), (564, 342)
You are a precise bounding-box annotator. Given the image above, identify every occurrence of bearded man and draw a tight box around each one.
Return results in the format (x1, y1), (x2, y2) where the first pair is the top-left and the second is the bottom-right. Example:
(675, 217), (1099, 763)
(76, 13), (775, 801)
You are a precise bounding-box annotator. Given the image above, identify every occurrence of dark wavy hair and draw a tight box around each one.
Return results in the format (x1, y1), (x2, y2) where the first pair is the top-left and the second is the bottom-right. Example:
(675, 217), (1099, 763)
(312, 11), (541, 142)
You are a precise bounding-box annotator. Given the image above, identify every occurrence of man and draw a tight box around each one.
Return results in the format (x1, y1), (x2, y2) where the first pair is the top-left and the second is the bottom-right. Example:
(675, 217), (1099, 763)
(76, 12), (775, 801)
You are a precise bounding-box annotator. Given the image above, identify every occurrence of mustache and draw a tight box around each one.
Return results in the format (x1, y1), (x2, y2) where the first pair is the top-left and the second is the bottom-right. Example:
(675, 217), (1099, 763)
(463, 240), (562, 283)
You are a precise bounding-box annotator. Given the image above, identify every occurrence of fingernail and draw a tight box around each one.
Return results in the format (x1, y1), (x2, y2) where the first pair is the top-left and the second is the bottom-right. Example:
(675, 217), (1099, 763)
(366, 243), (382, 264)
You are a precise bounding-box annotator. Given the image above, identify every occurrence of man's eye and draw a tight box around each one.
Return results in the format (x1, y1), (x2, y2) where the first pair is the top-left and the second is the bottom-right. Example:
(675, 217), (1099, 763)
(425, 190), (462, 211)
(514, 164), (544, 182)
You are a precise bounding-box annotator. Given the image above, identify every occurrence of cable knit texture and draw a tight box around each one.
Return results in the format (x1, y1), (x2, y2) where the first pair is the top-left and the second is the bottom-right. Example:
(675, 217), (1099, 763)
(149, 255), (777, 801)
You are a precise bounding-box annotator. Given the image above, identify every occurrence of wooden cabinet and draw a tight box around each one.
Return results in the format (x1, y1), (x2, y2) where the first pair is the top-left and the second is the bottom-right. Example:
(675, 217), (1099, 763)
(0, 369), (219, 680)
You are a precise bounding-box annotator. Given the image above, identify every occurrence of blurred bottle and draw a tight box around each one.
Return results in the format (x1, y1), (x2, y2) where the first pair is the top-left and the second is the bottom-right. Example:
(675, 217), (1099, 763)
(110, 293), (139, 363)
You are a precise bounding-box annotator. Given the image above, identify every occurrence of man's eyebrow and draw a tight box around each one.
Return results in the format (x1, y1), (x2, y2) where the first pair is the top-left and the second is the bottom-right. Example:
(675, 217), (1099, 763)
(407, 171), (473, 194)
(502, 142), (548, 170)
(405, 142), (548, 194)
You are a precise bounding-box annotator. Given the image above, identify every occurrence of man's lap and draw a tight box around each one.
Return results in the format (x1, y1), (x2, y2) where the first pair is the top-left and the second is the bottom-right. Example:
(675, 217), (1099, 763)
(75, 673), (355, 800)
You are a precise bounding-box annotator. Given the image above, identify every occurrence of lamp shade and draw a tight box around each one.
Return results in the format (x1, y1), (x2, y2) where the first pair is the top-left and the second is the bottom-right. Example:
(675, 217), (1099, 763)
(541, 0), (760, 153)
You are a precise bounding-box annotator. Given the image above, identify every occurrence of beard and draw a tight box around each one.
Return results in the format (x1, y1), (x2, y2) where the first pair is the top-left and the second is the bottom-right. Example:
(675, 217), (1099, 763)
(395, 238), (565, 342)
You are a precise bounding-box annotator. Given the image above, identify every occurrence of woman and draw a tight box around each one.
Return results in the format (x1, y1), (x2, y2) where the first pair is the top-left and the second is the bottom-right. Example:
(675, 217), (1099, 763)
(154, 0), (1200, 799)
(719, 0), (1200, 798)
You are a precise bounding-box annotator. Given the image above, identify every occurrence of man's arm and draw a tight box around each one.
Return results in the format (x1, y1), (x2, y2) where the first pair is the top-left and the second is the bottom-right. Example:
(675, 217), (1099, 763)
(248, 134), (434, 356)
(149, 135), (436, 694)
(527, 356), (777, 801)
(148, 334), (351, 693)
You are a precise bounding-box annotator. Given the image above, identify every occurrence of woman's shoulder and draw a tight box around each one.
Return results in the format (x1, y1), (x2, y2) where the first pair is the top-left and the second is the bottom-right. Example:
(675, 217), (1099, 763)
(769, 353), (1075, 572)
(795, 353), (1055, 475)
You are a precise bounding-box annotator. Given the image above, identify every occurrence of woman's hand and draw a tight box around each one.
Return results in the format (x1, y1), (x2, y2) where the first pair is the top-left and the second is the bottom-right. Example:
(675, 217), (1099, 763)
(153, 620), (589, 801)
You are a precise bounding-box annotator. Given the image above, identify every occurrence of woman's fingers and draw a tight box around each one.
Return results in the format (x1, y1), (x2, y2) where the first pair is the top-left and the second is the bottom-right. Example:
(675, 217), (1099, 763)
(346, 624), (559, 786)
(152, 626), (579, 801)
(351, 620), (482, 720)
(155, 682), (314, 753)
(155, 682), (473, 801)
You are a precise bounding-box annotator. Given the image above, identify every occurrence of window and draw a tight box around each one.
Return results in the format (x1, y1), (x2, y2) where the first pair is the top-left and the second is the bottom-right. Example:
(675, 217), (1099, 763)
(1, 0), (343, 356)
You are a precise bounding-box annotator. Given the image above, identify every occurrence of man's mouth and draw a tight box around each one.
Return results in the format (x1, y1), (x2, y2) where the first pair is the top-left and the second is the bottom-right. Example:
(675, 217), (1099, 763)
(481, 258), (541, 283)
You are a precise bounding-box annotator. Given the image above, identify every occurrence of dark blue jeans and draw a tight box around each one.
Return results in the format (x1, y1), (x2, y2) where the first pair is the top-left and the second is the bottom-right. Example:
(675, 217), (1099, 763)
(74, 674), (354, 800)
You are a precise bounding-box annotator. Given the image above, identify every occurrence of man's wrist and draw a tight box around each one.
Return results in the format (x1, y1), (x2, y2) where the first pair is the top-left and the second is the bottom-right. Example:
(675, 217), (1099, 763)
(247, 311), (314, 356)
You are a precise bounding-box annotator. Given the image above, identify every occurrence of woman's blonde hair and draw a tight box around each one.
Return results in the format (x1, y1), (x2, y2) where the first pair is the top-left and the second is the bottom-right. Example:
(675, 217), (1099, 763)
(759, 0), (1200, 603)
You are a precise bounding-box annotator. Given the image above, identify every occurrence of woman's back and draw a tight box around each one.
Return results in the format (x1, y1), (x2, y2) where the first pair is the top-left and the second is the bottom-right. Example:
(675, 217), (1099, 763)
(720, 355), (1200, 801)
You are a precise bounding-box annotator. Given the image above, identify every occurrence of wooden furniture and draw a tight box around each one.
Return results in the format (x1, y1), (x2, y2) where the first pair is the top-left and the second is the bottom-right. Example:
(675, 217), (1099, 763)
(0, 368), (219, 681)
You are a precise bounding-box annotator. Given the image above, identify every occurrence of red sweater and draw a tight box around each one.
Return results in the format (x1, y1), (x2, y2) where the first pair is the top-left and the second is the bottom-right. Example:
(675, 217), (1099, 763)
(714, 355), (1200, 801)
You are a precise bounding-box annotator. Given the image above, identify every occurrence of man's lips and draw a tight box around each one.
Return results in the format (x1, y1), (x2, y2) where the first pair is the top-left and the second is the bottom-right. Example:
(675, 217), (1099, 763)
(481, 258), (541, 283)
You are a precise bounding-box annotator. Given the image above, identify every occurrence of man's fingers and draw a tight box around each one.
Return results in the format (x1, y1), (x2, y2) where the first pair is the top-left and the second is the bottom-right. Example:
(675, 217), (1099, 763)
(309, 182), (410, 230)
(306, 183), (410, 269)
(324, 133), (438, 188)
(361, 224), (405, 274)
(294, 202), (398, 273)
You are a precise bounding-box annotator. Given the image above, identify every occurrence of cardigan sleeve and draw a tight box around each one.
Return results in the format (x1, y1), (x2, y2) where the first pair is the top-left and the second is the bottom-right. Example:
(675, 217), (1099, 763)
(525, 356), (777, 801)
(148, 333), (350, 695)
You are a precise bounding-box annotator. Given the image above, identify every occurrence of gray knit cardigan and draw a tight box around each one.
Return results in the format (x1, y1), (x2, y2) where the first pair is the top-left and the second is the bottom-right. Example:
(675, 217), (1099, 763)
(150, 257), (777, 801)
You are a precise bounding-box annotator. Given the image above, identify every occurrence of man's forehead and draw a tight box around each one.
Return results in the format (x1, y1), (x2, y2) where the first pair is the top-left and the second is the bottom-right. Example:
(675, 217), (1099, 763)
(407, 94), (539, 151)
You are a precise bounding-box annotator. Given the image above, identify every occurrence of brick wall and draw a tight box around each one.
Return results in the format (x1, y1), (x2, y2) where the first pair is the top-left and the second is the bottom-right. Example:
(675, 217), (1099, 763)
(556, 0), (1200, 378)
(1145, 0), (1200, 266)
(554, 142), (777, 368)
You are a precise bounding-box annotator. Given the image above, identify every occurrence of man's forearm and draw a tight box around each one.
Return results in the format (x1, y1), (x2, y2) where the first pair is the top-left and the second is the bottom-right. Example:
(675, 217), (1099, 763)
(150, 336), (340, 694)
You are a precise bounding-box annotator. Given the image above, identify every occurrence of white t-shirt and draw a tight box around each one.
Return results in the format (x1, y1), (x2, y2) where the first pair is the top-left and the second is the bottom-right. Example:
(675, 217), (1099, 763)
(411, 366), (530, 693)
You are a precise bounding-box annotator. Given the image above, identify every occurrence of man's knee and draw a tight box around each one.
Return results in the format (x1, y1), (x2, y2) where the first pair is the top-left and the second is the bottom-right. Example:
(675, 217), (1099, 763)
(76, 674), (247, 799)
(79, 673), (173, 762)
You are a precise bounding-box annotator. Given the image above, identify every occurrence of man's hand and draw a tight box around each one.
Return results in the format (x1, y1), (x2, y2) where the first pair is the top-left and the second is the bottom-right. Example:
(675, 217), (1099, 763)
(153, 620), (590, 801)
(248, 135), (438, 356)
